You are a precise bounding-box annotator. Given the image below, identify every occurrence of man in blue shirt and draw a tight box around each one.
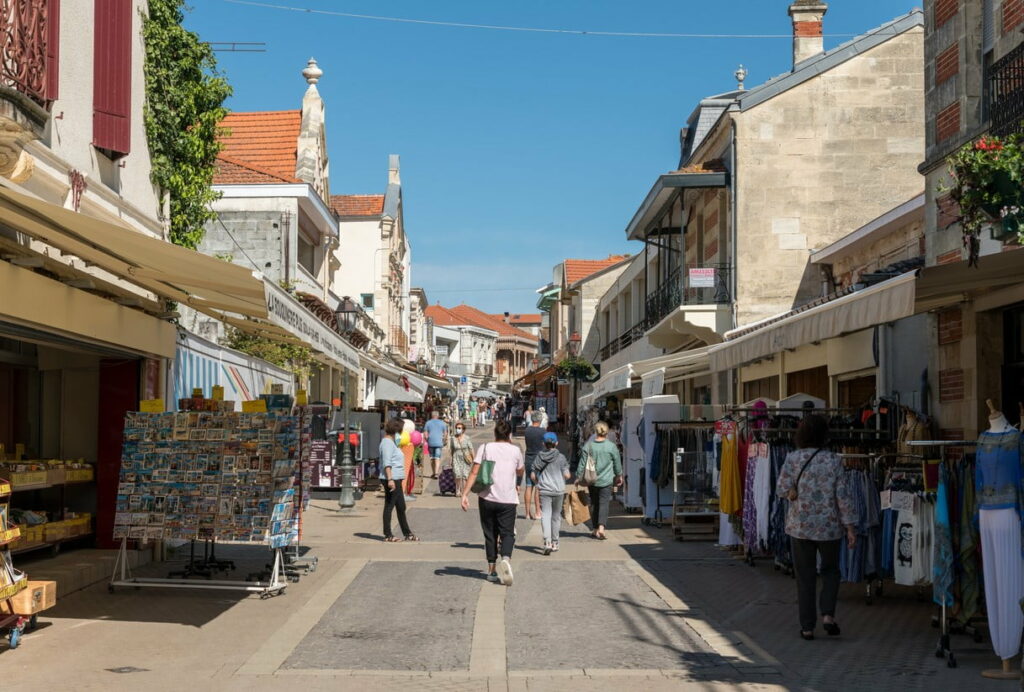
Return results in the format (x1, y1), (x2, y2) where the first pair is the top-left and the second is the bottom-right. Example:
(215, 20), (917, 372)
(423, 410), (449, 479)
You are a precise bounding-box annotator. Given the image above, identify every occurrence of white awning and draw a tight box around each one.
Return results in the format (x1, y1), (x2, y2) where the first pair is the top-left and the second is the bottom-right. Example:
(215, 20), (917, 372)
(632, 346), (710, 382)
(375, 373), (427, 403)
(709, 271), (917, 372)
(592, 364), (635, 398)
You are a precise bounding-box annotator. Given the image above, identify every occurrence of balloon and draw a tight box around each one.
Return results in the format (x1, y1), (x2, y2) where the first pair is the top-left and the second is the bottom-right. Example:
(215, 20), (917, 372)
(402, 418), (415, 434)
(399, 431), (411, 447)
(410, 430), (423, 446)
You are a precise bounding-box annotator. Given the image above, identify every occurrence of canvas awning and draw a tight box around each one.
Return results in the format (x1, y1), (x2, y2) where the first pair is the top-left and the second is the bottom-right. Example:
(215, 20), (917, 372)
(375, 372), (427, 403)
(633, 346), (711, 384)
(709, 271), (918, 372)
(916, 250), (1024, 311)
(0, 181), (267, 317)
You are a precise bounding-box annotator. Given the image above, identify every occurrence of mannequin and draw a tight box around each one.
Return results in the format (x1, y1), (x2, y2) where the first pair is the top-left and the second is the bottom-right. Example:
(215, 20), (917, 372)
(978, 400), (1024, 680)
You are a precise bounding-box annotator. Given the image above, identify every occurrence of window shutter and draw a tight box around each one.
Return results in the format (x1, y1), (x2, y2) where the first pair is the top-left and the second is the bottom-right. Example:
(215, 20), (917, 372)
(92, 0), (132, 156)
(45, 0), (60, 101)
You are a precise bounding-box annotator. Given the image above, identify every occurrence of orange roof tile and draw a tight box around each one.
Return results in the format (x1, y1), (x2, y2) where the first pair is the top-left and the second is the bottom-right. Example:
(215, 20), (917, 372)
(427, 304), (537, 342)
(489, 313), (542, 325)
(330, 195), (385, 217)
(216, 110), (302, 184)
(213, 154), (297, 185)
(564, 255), (631, 286)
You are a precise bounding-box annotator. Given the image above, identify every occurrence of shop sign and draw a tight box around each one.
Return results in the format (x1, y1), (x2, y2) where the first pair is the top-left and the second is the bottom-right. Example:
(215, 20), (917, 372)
(264, 282), (361, 373)
(139, 399), (164, 413)
(242, 399), (268, 413)
(688, 267), (716, 288)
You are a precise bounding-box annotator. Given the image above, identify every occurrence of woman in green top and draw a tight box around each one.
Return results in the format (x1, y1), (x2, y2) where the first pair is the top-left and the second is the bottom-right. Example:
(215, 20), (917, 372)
(577, 421), (622, 540)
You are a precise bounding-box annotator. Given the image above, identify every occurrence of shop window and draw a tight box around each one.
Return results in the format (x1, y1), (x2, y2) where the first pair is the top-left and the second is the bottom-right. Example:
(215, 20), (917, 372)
(743, 375), (779, 403)
(693, 385), (712, 405)
(838, 374), (877, 409)
(786, 366), (829, 404)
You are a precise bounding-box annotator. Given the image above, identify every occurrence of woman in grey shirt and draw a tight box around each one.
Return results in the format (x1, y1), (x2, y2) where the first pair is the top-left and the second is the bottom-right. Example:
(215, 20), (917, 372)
(532, 432), (571, 555)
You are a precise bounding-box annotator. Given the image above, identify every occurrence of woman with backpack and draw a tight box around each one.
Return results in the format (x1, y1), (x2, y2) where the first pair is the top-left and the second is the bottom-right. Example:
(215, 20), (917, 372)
(532, 432), (570, 555)
(577, 421), (621, 540)
(461, 420), (524, 585)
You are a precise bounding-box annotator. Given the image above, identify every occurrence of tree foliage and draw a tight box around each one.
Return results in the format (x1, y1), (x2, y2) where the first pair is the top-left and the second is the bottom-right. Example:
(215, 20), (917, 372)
(142, 0), (232, 249)
(223, 327), (319, 383)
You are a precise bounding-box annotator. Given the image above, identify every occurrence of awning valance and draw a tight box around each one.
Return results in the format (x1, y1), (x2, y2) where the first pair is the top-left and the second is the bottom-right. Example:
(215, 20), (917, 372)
(709, 271), (917, 372)
(589, 364), (635, 399)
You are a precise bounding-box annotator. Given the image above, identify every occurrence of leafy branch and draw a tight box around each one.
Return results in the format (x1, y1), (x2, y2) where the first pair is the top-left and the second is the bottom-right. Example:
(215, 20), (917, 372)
(556, 356), (597, 381)
(223, 327), (320, 382)
(142, 0), (232, 249)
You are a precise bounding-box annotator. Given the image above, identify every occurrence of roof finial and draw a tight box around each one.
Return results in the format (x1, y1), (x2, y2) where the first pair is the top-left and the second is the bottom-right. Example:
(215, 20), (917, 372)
(302, 57), (323, 85)
(735, 64), (748, 90)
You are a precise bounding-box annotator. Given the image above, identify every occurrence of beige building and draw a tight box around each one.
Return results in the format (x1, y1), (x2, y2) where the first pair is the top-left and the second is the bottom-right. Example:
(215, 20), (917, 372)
(618, 4), (924, 405)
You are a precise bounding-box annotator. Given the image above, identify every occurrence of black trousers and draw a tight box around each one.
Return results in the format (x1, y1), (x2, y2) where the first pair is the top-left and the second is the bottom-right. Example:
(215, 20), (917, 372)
(479, 498), (516, 564)
(790, 536), (842, 631)
(589, 485), (612, 530)
(383, 480), (412, 539)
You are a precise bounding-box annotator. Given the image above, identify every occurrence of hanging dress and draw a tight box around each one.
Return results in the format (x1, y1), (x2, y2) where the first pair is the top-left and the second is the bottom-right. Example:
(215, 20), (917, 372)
(719, 432), (741, 516)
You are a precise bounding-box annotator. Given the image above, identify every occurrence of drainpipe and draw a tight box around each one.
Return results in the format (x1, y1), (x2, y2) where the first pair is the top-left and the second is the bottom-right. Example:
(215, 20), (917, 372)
(727, 118), (740, 405)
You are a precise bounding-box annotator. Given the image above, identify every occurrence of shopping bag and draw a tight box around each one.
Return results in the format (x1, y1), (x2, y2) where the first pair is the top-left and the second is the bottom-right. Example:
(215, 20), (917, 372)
(568, 488), (591, 526)
(579, 446), (598, 487)
(562, 494), (574, 524)
(471, 445), (496, 494)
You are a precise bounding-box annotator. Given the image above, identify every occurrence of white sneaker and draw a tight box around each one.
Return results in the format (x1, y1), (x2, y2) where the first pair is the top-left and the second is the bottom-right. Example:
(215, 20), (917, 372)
(551, 542), (559, 552)
(543, 542), (552, 556)
(497, 557), (514, 586)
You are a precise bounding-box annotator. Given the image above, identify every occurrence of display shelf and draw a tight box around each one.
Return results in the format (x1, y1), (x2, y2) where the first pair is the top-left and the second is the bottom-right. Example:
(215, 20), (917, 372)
(11, 532), (93, 556)
(8, 479), (95, 493)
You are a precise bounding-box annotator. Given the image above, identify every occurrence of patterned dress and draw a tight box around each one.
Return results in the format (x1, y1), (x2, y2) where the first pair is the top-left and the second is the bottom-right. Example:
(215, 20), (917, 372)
(450, 436), (474, 480)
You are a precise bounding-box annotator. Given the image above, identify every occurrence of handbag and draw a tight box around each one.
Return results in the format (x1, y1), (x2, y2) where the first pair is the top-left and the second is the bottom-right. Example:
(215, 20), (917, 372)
(787, 448), (823, 501)
(579, 444), (598, 487)
(471, 444), (496, 494)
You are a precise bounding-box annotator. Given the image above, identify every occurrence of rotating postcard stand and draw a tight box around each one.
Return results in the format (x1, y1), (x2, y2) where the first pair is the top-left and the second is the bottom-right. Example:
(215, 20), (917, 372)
(107, 410), (300, 599)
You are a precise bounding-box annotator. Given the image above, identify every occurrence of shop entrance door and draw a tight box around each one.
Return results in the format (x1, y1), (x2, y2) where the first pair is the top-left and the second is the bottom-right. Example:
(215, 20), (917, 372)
(1003, 305), (1024, 427)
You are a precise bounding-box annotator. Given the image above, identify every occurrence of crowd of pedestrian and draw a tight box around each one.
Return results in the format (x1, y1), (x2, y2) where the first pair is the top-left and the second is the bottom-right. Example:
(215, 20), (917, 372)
(379, 397), (623, 586)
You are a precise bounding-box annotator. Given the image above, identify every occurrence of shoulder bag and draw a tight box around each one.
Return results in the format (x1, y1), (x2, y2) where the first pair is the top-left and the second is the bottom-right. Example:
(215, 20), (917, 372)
(787, 448), (823, 501)
(579, 443), (598, 487)
(471, 444), (496, 494)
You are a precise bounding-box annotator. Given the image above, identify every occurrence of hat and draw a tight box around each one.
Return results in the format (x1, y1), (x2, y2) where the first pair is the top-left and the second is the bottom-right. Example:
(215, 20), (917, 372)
(543, 432), (558, 444)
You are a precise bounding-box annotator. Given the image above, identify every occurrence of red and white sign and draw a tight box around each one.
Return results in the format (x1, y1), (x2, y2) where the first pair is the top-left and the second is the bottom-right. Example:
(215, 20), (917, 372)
(688, 267), (716, 288)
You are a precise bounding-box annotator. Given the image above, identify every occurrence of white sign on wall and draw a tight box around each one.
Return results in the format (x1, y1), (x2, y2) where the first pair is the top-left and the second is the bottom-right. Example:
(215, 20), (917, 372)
(264, 281), (361, 373)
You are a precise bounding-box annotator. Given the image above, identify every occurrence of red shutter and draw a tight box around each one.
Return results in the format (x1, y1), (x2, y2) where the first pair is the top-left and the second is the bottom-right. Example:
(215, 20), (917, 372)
(45, 0), (60, 102)
(92, 0), (132, 156)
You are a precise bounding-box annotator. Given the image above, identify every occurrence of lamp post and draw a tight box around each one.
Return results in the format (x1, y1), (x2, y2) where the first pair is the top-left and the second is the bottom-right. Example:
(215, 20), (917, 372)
(335, 296), (359, 510)
(568, 331), (582, 473)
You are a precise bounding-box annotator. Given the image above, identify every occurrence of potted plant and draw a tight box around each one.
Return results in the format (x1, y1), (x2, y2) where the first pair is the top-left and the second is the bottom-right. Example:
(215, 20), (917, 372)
(942, 133), (1024, 265)
(556, 356), (596, 381)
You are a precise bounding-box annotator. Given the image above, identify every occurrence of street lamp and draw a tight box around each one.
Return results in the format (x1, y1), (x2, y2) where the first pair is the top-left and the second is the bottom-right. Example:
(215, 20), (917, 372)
(335, 296), (359, 510)
(568, 331), (582, 473)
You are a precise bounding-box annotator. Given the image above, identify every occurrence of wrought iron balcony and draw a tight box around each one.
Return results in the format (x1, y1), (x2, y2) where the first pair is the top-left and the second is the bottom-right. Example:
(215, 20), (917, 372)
(645, 264), (732, 329)
(989, 42), (1024, 137)
(1, 0), (52, 109)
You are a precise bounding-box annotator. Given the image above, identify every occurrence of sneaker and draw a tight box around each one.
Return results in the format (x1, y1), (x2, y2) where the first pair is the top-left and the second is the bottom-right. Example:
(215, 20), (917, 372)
(497, 557), (514, 586)
(486, 572), (500, 583)
(543, 543), (552, 556)
(405, 495), (417, 502)
(551, 542), (559, 552)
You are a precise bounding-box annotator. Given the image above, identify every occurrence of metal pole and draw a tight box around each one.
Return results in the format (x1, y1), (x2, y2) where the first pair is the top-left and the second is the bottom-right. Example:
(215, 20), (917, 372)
(570, 375), (578, 474)
(338, 371), (356, 509)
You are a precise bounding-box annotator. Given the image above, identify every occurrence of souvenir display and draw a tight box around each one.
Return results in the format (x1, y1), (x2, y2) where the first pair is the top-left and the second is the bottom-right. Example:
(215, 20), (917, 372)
(114, 411), (299, 547)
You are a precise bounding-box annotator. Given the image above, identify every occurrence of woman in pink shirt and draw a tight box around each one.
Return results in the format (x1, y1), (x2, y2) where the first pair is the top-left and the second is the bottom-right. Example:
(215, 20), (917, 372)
(461, 420), (524, 585)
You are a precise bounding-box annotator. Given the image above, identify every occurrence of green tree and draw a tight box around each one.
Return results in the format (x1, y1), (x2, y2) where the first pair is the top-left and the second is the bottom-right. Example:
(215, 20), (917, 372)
(143, 0), (232, 249)
(222, 327), (319, 383)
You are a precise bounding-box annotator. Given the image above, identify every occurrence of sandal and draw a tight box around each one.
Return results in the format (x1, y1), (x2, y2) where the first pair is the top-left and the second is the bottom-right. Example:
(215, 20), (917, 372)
(384, 536), (401, 543)
(404, 535), (420, 542)
(823, 621), (840, 636)
(800, 631), (814, 640)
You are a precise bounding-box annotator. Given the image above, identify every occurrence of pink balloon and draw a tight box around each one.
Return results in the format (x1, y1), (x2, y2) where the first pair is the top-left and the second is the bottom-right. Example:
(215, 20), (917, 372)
(410, 430), (423, 446)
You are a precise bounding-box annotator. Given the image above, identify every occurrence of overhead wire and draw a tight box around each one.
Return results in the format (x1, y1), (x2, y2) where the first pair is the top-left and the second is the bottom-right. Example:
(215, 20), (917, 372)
(223, 0), (859, 39)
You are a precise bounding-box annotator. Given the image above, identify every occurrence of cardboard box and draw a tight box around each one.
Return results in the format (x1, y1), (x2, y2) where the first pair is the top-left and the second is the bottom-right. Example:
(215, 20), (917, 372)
(46, 468), (66, 485)
(10, 470), (47, 487)
(65, 468), (94, 483)
(0, 580), (56, 615)
(43, 521), (68, 542)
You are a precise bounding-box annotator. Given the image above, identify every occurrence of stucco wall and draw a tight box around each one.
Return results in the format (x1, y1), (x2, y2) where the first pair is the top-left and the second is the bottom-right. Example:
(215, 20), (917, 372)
(733, 28), (925, 326)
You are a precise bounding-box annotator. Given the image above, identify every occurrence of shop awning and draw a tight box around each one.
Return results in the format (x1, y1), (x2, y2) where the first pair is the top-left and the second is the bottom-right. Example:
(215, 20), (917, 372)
(916, 250), (1024, 311)
(375, 373), (427, 403)
(580, 363), (635, 408)
(516, 362), (557, 389)
(633, 346), (711, 383)
(709, 271), (918, 372)
(0, 181), (267, 317)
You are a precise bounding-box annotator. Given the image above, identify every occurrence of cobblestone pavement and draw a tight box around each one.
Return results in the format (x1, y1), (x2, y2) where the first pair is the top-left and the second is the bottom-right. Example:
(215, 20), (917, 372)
(2, 427), (1020, 691)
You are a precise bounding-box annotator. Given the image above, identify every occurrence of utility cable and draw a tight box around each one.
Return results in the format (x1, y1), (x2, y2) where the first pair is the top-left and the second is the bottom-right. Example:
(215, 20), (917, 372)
(223, 0), (858, 39)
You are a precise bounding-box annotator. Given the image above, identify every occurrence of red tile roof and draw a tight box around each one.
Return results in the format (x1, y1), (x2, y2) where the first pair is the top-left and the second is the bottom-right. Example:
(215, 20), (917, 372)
(489, 313), (542, 325)
(330, 195), (385, 217)
(214, 110), (302, 185)
(564, 255), (631, 286)
(427, 304), (538, 342)
(213, 154), (298, 185)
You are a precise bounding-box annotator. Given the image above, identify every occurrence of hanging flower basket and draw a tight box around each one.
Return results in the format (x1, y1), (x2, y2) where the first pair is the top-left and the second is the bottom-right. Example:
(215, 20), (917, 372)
(942, 133), (1024, 264)
(556, 356), (596, 381)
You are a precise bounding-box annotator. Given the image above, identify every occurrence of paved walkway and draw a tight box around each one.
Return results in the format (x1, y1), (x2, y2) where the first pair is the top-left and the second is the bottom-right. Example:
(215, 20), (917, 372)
(1, 427), (1020, 690)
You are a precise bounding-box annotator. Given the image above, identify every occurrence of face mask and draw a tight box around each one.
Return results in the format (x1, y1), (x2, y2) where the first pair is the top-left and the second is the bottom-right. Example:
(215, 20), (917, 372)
(456, 427), (464, 433)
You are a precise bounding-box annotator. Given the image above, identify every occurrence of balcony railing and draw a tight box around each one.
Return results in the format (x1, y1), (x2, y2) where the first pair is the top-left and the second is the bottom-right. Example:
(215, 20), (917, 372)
(644, 264), (732, 329)
(1, 0), (51, 108)
(990, 42), (1024, 137)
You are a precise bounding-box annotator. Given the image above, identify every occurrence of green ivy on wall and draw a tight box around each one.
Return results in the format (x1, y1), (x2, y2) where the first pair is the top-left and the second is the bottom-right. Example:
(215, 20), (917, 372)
(142, 0), (232, 249)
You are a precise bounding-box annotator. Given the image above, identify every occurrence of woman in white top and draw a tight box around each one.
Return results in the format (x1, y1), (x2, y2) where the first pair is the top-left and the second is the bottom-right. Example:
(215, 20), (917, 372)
(461, 420), (524, 585)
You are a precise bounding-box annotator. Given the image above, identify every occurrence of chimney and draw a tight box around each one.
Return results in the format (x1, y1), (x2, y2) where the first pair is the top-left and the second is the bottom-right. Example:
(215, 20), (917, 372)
(388, 154), (401, 185)
(788, 1), (828, 68)
(503, 311), (510, 324)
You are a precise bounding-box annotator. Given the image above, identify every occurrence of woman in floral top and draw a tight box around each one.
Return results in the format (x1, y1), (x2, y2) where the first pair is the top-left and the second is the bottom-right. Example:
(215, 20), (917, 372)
(775, 415), (859, 641)
(449, 422), (475, 496)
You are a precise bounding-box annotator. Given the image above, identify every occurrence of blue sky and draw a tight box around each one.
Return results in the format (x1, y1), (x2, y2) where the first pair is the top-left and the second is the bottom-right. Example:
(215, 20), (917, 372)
(186, 0), (919, 313)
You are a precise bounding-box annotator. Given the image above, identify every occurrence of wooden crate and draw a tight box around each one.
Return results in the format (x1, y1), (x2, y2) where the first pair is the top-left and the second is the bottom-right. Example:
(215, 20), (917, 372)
(0, 580), (56, 615)
(672, 512), (719, 541)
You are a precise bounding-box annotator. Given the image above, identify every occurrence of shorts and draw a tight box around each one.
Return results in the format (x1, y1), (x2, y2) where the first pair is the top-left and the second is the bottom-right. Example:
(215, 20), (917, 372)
(429, 446), (442, 460)
(519, 461), (535, 488)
